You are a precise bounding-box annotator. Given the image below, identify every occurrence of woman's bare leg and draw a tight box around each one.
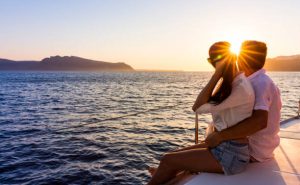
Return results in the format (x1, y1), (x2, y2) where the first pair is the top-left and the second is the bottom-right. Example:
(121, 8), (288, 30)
(148, 142), (208, 176)
(148, 167), (182, 177)
(147, 148), (223, 185)
(148, 142), (209, 176)
(172, 142), (208, 152)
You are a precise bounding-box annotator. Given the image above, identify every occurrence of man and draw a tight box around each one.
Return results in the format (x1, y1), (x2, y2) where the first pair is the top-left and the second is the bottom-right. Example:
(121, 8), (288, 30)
(205, 40), (282, 162)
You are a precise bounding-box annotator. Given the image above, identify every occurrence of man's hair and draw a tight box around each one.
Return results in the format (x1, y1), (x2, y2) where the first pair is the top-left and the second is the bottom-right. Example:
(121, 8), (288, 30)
(239, 40), (267, 70)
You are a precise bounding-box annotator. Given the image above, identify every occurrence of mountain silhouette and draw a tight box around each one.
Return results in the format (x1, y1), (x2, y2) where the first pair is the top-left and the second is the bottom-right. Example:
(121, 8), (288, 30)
(1, 55), (299, 71)
(265, 55), (300, 71)
(0, 56), (134, 71)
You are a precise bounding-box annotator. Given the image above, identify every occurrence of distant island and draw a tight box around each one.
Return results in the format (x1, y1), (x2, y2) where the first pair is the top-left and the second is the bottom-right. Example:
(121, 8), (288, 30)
(0, 56), (134, 71)
(264, 55), (300, 71)
(1, 54), (300, 72)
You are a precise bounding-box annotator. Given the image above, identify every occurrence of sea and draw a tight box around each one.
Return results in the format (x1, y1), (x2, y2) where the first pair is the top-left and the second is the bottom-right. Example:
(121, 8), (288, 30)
(0, 71), (299, 185)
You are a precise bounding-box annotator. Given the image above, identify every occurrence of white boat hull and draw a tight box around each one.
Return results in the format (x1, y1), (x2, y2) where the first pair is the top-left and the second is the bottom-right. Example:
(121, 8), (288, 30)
(174, 116), (300, 185)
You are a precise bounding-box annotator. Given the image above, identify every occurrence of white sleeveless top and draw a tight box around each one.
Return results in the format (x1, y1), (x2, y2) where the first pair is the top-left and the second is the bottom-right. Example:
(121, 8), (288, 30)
(196, 73), (255, 131)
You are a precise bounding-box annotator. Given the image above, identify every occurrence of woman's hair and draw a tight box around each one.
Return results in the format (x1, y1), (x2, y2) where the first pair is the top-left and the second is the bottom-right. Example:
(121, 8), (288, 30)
(208, 41), (237, 104)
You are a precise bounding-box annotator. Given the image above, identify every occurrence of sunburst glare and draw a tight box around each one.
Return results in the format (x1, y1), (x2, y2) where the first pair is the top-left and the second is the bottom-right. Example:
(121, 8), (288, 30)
(230, 42), (241, 54)
(224, 33), (245, 55)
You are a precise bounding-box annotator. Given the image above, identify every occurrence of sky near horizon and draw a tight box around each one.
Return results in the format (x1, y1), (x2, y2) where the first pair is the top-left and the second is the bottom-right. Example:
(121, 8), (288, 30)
(1, 0), (300, 71)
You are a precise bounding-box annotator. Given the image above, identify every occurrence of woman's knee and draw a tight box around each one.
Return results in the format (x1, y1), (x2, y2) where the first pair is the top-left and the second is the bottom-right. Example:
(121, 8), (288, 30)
(160, 153), (173, 166)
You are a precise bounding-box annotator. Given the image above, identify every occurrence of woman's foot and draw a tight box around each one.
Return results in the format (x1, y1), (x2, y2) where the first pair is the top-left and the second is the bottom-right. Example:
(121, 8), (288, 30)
(148, 167), (157, 176)
(148, 166), (192, 177)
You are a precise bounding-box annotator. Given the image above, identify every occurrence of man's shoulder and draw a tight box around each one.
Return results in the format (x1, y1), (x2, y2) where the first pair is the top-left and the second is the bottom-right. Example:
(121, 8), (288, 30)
(251, 72), (280, 99)
(250, 73), (273, 88)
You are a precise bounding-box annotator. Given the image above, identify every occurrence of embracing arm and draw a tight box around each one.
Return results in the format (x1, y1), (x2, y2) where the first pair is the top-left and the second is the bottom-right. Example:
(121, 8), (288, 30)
(205, 110), (268, 147)
(219, 110), (268, 140)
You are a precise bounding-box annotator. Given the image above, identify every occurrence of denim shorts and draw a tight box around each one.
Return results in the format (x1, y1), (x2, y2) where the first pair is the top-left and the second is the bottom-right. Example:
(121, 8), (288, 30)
(210, 140), (250, 175)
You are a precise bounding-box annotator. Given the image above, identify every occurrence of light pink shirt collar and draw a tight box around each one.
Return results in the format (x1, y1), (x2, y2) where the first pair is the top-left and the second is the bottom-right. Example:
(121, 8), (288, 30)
(247, 69), (266, 81)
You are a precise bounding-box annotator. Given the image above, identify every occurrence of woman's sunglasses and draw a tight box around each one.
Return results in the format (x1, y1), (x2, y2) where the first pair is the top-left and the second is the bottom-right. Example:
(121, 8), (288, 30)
(207, 55), (224, 66)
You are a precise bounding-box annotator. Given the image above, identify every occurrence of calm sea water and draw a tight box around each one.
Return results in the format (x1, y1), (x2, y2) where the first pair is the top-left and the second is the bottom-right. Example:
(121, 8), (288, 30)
(0, 71), (299, 185)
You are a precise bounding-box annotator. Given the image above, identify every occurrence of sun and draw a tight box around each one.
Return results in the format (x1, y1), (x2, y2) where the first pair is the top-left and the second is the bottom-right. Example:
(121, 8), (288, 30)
(222, 33), (245, 55)
(230, 41), (241, 55)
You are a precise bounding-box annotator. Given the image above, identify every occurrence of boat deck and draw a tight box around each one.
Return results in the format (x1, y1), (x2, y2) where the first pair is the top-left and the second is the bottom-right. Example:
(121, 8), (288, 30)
(175, 117), (300, 185)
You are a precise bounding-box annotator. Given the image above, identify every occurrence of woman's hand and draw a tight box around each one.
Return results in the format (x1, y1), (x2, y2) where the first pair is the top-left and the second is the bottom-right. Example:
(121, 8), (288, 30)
(192, 59), (226, 112)
(192, 104), (198, 112)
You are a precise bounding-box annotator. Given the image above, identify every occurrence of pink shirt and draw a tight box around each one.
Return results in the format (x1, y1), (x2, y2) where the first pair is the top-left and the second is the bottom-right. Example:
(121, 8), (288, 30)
(248, 69), (282, 162)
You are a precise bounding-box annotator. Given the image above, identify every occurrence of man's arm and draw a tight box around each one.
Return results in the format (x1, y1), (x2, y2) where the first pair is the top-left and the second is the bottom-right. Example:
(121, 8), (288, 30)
(205, 110), (268, 147)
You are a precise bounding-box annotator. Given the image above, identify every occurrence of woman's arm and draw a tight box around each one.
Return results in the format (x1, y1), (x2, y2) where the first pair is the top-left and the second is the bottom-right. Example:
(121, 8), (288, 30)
(192, 64), (223, 112)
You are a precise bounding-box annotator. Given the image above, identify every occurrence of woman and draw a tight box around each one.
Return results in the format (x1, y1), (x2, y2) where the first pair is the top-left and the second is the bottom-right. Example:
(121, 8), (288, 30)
(147, 41), (255, 185)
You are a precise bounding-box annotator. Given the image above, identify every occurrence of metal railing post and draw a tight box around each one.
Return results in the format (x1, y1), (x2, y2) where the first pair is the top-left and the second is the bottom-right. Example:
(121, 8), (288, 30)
(298, 99), (300, 118)
(195, 113), (199, 144)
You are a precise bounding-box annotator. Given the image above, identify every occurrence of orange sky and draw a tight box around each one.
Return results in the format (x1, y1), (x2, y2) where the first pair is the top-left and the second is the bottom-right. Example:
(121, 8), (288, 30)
(1, 0), (300, 71)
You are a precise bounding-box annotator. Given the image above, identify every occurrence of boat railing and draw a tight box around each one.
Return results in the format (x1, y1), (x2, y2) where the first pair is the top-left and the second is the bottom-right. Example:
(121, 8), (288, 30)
(195, 113), (199, 144)
(298, 99), (300, 119)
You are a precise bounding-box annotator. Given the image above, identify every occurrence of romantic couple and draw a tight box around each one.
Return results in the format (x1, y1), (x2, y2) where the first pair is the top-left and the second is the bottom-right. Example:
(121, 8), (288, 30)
(148, 40), (282, 185)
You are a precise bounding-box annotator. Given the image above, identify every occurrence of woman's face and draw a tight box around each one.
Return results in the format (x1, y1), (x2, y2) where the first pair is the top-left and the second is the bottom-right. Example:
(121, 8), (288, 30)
(220, 56), (238, 77)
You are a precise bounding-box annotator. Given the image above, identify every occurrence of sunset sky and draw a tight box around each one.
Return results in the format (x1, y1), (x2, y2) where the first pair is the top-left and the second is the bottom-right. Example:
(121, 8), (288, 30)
(1, 0), (300, 71)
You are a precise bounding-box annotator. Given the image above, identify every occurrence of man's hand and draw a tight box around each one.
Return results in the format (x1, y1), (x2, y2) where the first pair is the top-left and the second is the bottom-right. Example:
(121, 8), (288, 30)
(205, 130), (223, 148)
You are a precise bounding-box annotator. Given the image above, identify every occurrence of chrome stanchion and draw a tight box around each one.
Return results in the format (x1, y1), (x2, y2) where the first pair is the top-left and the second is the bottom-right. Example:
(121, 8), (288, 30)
(298, 99), (300, 119)
(195, 113), (199, 144)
